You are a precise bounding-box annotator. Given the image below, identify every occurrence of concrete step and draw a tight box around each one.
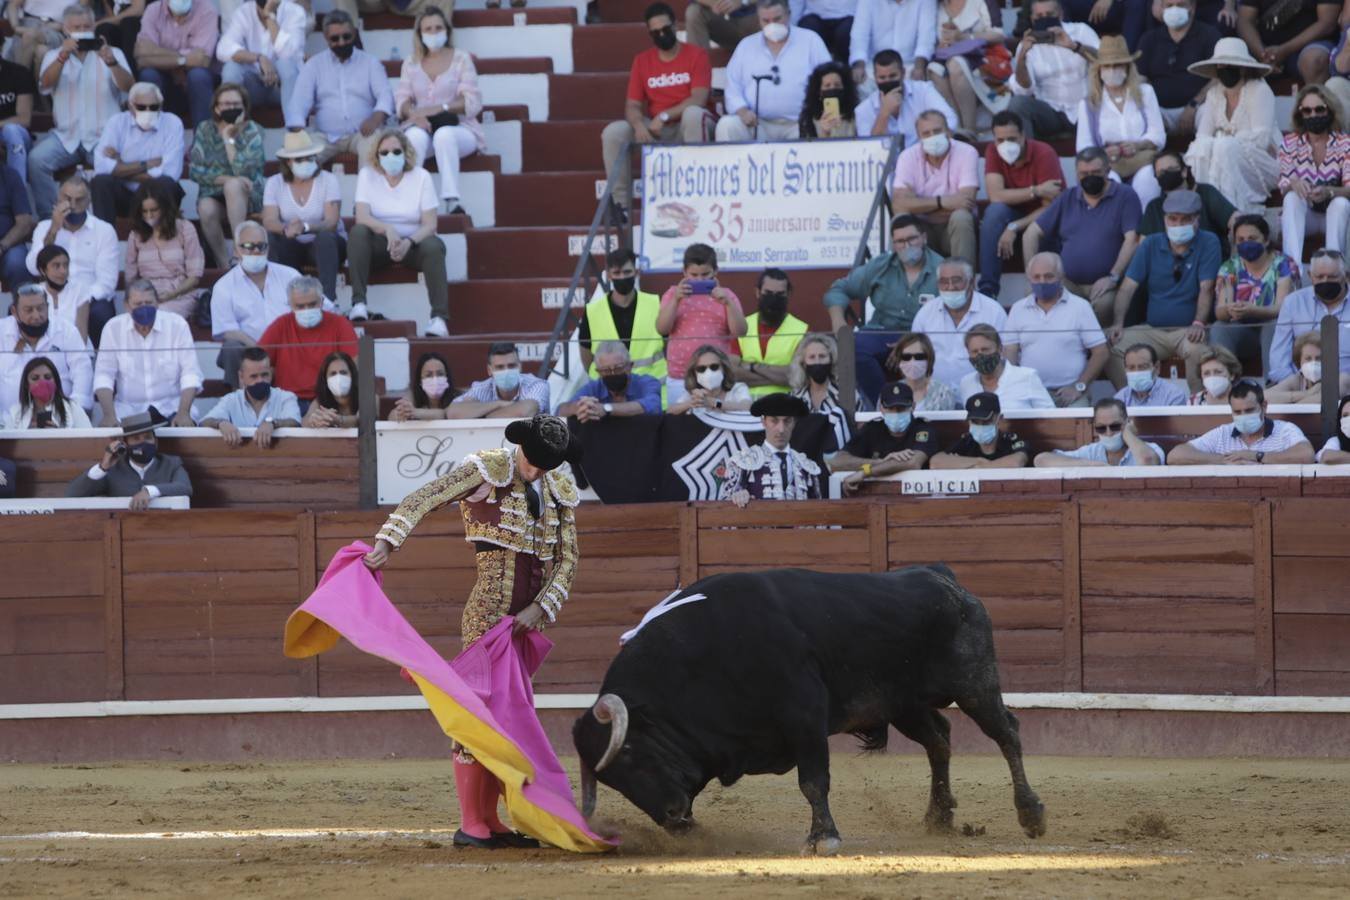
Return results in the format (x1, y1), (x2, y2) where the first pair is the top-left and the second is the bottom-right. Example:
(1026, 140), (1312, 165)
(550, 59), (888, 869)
(549, 72), (629, 119)
(381, 56), (554, 77)
(493, 171), (608, 226)
(361, 8), (577, 28)
(254, 103), (531, 130)
(362, 24), (576, 74)
(465, 226), (619, 278)
(522, 119), (613, 170)
(592, 0), (662, 24)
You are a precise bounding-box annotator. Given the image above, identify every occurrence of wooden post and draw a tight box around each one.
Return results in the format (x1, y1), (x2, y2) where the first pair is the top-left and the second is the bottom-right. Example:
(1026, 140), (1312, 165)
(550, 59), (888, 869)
(103, 516), (124, 701)
(357, 334), (378, 509)
(295, 511), (319, 697)
(1253, 501), (1275, 695)
(1061, 499), (1083, 692)
(835, 324), (857, 434)
(868, 502), (888, 573)
(678, 504), (699, 587)
(1320, 314), (1339, 443)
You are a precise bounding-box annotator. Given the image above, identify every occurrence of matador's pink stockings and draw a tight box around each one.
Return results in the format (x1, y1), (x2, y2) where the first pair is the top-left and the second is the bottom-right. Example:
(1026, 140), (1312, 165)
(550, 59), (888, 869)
(454, 759), (507, 838)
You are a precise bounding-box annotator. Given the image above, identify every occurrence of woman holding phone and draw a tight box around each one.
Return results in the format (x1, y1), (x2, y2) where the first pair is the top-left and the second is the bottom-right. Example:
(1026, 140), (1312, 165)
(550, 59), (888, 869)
(4, 357), (92, 429)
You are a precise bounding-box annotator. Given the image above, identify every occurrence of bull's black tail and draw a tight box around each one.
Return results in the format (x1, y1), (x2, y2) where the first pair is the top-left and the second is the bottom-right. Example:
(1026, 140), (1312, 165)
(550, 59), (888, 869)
(852, 724), (889, 753)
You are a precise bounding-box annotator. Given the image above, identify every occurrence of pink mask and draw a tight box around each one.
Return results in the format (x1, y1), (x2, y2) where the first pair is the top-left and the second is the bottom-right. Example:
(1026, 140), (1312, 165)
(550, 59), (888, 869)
(29, 378), (57, 404)
(899, 360), (927, 381)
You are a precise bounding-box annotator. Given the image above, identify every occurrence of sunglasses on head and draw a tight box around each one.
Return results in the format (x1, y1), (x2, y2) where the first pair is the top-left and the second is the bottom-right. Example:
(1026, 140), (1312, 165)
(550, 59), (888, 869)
(1093, 423), (1123, 434)
(898, 352), (928, 361)
(695, 363), (722, 373)
(133, 103), (161, 111)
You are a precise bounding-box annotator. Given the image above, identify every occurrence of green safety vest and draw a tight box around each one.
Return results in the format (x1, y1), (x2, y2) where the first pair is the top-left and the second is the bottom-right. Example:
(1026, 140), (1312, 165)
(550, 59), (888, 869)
(584, 291), (668, 383)
(738, 312), (808, 398)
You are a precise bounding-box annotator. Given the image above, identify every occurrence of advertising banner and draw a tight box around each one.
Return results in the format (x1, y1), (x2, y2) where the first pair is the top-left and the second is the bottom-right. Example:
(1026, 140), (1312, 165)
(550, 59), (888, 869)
(376, 422), (508, 505)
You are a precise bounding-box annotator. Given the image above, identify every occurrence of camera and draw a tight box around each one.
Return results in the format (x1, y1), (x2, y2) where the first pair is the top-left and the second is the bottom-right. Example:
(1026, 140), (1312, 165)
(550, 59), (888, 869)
(76, 37), (102, 51)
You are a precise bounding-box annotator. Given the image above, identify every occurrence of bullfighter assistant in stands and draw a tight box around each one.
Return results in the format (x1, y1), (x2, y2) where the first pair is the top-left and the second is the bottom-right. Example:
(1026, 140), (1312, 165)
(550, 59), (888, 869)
(362, 415), (581, 850)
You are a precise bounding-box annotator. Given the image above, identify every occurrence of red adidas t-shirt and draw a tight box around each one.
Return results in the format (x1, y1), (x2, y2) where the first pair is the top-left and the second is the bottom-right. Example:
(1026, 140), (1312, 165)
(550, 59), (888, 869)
(627, 43), (712, 117)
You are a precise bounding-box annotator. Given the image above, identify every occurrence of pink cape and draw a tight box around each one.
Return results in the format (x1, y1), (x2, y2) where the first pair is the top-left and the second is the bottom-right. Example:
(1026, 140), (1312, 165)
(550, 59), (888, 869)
(283, 541), (614, 853)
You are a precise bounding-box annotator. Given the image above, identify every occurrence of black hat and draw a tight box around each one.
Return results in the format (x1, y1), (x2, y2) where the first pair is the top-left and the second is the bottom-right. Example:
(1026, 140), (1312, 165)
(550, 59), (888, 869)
(965, 392), (1000, 420)
(749, 393), (809, 417)
(505, 414), (581, 471)
(878, 381), (914, 409)
(121, 407), (168, 437)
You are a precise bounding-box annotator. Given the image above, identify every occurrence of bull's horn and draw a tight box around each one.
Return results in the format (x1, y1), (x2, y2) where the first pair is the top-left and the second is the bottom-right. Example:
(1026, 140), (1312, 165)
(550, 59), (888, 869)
(580, 759), (598, 818)
(592, 693), (628, 773)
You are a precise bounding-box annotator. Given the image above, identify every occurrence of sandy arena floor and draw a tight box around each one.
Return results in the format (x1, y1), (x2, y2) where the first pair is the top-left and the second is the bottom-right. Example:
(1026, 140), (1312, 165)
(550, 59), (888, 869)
(1, 755), (1347, 899)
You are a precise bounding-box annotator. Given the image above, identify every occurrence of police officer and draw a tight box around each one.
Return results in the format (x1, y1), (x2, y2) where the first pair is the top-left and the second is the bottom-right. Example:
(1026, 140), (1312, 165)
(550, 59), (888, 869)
(735, 268), (808, 397)
(930, 392), (1031, 469)
(832, 382), (939, 493)
(578, 248), (668, 387)
(719, 393), (821, 506)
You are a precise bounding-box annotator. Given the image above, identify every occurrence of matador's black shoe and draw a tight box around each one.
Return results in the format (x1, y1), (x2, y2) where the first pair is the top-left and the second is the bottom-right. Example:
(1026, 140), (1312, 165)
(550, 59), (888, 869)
(453, 829), (500, 849)
(492, 830), (541, 849)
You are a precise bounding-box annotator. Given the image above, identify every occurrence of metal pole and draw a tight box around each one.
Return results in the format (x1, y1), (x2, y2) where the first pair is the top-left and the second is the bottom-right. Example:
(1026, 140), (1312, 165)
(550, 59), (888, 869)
(1320, 313), (1339, 443)
(357, 333), (378, 510)
(835, 324), (858, 430)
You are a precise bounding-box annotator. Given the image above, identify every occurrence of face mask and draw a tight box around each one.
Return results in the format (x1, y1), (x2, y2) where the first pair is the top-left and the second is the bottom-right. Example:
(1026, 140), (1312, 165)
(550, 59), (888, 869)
(972, 352), (1001, 376)
(696, 368), (724, 390)
(71, 31), (95, 42)
(130, 305), (157, 328)
(64, 210), (87, 227)
(1302, 360), (1323, 384)
(805, 362), (832, 385)
(996, 140), (1022, 165)
(29, 378), (57, 405)
(421, 30), (448, 50)
(650, 25), (677, 51)
(820, 88), (843, 101)
(218, 107), (243, 124)
(290, 159), (319, 179)
(128, 443), (158, 465)
(332, 43), (355, 61)
(761, 22), (788, 42)
(969, 422), (997, 445)
(875, 79), (902, 97)
(1315, 280), (1343, 301)
(898, 245), (924, 266)
(1031, 280), (1061, 301)
(1079, 174), (1107, 197)
(610, 275), (636, 296)
(940, 289), (968, 309)
(1202, 374), (1230, 397)
(493, 368), (521, 392)
(168, 0), (191, 13)
(246, 381), (272, 401)
(1167, 223), (1195, 244)
(1126, 369), (1155, 393)
(143, 213), (160, 229)
(327, 372), (352, 397)
(1157, 168), (1185, 192)
(134, 110), (160, 130)
(379, 150), (405, 176)
(1303, 114), (1332, 135)
(920, 133), (949, 157)
(882, 411), (912, 433)
(602, 373), (630, 394)
(18, 319), (49, 339)
(1237, 240), (1265, 261)
(1161, 5), (1190, 28)
(1032, 16), (1061, 31)
(241, 254), (268, 274)
(294, 307), (323, 328)
(899, 359), (927, 381)
(758, 291), (789, 325)
(1101, 68), (1127, 88)
(422, 374), (449, 399)
(1232, 411), (1263, 435)
(1099, 431), (1125, 452)
(1340, 415), (1350, 437)
(1216, 67), (1242, 89)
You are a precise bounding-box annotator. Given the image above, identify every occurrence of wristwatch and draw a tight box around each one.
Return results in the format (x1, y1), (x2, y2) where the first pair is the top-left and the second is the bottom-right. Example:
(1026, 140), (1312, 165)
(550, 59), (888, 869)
(177, 55), (186, 66)
(1106, 273), (1121, 285)
(602, 402), (613, 416)
(1256, 451), (1266, 464)
(1005, 222), (1020, 233)
(1074, 381), (1087, 393)
(442, 102), (450, 112)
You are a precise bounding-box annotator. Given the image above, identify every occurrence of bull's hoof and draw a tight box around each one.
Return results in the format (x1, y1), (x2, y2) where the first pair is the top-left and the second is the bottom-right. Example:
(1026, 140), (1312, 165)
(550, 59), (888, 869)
(803, 835), (842, 856)
(924, 807), (955, 834)
(1018, 802), (1047, 838)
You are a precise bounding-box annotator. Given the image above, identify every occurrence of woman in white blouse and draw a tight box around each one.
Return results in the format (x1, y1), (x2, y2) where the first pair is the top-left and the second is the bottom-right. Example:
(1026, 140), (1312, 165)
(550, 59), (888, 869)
(929, 0), (1006, 132)
(33, 245), (89, 344)
(395, 8), (485, 215)
(261, 131), (346, 302)
(1076, 36), (1165, 209)
(347, 128), (450, 337)
(1183, 37), (1279, 214)
(4, 357), (92, 430)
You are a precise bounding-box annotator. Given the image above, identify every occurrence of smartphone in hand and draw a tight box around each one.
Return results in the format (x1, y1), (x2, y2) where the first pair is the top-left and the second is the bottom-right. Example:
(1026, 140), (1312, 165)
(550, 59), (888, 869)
(822, 97), (840, 118)
(687, 278), (717, 294)
(76, 37), (103, 51)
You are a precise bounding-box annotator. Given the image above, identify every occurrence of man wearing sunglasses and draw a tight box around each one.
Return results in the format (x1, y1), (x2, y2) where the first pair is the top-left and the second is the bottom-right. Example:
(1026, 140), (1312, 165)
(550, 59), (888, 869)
(1034, 398), (1163, 467)
(284, 11), (393, 166)
(89, 81), (186, 224)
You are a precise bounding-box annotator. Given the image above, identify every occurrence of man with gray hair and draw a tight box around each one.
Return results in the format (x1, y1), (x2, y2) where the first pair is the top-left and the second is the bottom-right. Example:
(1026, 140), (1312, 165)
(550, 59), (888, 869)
(210, 220), (305, 386)
(557, 340), (664, 421)
(94, 279), (202, 425)
(1003, 251), (1108, 407)
(258, 274), (358, 403)
(715, 0), (831, 142)
(1268, 249), (1350, 383)
(89, 80), (185, 223)
(27, 4), (135, 217)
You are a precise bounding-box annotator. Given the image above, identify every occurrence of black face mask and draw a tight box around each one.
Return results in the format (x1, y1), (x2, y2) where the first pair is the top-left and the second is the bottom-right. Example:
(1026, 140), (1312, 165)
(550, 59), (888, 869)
(128, 443), (158, 465)
(1315, 280), (1343, 301)
(650, 25), (677, 51)
(331, 42), (355, 61)
(805, 363), (832, 385)
(1304, 114), (1333, 135)
(246, 381), (272, 401)
(18, 319), (49, 339)
(1079, 174), (1107, 197)
(602, 373), (629, 394)
(218, 107), (243, 124)
(875, 80), (902, 97)
(758, 291), (789, 326)
(1216, 67), (1242, 88)
(610, 275), (636, 296)
(1156, 168), (1185, 192)
(972, 352), (1002, 376)
(820, 88), (844, 101)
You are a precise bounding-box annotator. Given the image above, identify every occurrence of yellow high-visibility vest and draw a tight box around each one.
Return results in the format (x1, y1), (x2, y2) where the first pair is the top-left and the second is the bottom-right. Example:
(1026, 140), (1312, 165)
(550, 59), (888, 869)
(584, 291), (668, 383)
(738, 312), (808, 397)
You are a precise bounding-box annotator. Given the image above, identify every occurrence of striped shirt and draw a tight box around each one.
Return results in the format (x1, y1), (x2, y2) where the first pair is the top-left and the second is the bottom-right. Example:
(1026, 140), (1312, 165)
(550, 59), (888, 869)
(1277, 132), (1350, 192)
(39, 46), (131, 153)
(1186, 418), (1310, 455)
(454, 374), (552, 414)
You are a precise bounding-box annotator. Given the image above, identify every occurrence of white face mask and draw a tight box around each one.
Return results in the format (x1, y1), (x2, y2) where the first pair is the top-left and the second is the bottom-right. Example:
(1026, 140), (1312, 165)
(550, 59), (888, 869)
(421, 30), (448, 50)
(1301, 360), (1323, 384)
(920, 133), (950, 157)
(1202, 374), (1230, 397)
(761, 21), (788, 42)
(241, 254), (267, 274)
(134, 109), (160, 130)
(696, 367), (724, 391)
(328, 373), (352, 398)
(1340, 415), (1350, 435)
(1101, 67), (1128, 88)
(290, 159), (319, 180)
(1161, 5), (1190, 28)
(996, 140), (1022, 165)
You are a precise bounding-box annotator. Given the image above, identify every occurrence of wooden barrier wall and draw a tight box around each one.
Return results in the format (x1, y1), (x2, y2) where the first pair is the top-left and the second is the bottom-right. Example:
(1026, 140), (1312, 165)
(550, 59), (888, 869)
(2, 498), (1347, 706)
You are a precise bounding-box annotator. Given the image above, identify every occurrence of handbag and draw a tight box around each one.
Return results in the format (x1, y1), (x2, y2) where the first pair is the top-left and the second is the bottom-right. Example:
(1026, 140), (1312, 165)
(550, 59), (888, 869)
(1087, 99), (1157, 179)
(427, 111), (460, 131)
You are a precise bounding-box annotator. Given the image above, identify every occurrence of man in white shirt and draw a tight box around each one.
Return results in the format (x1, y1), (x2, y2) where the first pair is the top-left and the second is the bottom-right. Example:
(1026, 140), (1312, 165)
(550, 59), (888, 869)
(210, 220), (304, 387)
(1168, 381), (1313, 466)
(218, 0), (306, 110)
(89, 80), (186, 223)
(911, 258), (1006, 386)
(958, 322), (1055, 410)
(853, 49), (957, 146)
(25, 176), (120, 345)
(1003, 252), (1108, 408)
(890, 110), (979, 264)
(94, 279), (202, 426)
(715, 0), (831, 142)
(1034, 398), (1164, 467)
(849, 0), (936, 83)
(27, 5), (134, 217)
(0, 282), (93, 411)
(1009, 0), (1100, 139)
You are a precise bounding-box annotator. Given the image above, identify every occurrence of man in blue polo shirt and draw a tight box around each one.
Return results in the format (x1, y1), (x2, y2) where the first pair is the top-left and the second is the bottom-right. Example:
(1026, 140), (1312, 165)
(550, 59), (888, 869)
(556, 341), (664, 420)
(1105, 189), (1220, 394)
(1022, 147), (1141, 327)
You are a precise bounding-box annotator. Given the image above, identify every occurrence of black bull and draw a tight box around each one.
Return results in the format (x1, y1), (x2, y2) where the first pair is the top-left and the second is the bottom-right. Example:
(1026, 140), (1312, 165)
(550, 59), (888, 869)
(573, 565), (1046, 853)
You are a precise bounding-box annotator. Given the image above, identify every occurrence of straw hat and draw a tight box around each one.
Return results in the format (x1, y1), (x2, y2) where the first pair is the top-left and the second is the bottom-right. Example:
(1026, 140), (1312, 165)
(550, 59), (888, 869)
(276, 131), (325, 159)
(1187, 36), (1271, 80)
(1094, 35), (1139, 67)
